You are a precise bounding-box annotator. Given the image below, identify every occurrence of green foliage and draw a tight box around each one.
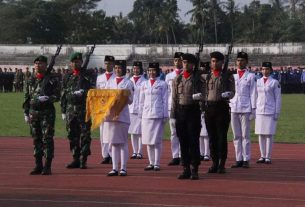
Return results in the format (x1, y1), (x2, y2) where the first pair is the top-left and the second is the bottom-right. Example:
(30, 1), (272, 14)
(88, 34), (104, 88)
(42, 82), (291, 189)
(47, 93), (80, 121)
(0, 0), (305, 43)
(0, 93), (304, 143)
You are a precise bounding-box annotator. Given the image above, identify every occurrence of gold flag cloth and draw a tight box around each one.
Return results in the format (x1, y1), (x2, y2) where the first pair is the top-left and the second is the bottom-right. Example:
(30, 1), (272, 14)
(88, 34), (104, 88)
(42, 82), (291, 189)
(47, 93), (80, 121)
(86, 89), (130, 130)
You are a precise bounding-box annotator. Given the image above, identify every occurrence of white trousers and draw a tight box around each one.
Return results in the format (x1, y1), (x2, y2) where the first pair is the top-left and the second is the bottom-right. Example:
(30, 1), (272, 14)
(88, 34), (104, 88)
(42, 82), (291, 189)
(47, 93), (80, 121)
(231, 113), (251, 161)
(199, 136), (210, 156)
(111, 143), (128, 171)
(258, 135), (273, 159)
(131, 134), (142, 154)
(100, 124), (111, 158)
(146, 143), (162, 166)
(169, 117), (180, 158)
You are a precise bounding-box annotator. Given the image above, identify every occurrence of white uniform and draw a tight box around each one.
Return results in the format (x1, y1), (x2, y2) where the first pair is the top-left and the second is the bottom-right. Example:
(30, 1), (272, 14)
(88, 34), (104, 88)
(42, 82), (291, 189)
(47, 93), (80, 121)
(165, 70), (181, 159)
(139, 78), (168, 167)
(96, 72), (115, 158)
(103, 76), (133, 171)
(230, 70), (257, 162)
(255, 76), (281, 159)
(128, 75), (146, 155)
(199, 113), (210, 158)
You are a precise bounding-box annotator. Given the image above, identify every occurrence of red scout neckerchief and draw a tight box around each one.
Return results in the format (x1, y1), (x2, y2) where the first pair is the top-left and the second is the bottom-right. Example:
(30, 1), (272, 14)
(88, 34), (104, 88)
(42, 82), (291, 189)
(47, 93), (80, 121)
(105, 72), (112, 80)
(212, 69), (220, 78)
(36, 73), (44, 80)
(150, 78), (156, 86)
(175, 69), (181, 75)
(73, 68), (80, 76)
(183, 70), (191, 79)
(116, 77), (124, 85)
(263, 76), (268, 84)
(133, 75), (140, 83)
(238, 69), (246, 79)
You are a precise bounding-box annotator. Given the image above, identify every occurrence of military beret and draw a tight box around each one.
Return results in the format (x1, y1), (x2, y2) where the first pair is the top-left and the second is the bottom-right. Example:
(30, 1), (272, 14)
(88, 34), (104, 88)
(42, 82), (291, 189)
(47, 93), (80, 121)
(34, 55), (48, 63)
(133, 61), (143, 68)
(237, 51), (248, 60)
(200, 61), (210, 68)
(104, 55), (115, 62)
(262, 62), (272, 68)
(210, 51), (224, 61)
(182, 53), (197, 64)
(70, 52), (82, 62)
(148, 62), (159, 69)
(174, 52), (184, 58)
(114, 60), (126, 67)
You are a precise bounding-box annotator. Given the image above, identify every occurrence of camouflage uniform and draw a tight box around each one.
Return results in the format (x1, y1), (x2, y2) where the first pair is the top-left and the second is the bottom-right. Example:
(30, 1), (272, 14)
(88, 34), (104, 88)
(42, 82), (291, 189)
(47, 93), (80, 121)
(61, 53), (93, 169)
(23, 56), (61, 175)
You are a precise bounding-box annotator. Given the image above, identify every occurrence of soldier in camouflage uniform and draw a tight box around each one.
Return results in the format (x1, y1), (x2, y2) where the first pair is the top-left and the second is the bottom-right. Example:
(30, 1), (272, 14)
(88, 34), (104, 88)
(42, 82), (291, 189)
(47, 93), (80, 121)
(23, 55), (61, 175)
(61, 52), (93, 169)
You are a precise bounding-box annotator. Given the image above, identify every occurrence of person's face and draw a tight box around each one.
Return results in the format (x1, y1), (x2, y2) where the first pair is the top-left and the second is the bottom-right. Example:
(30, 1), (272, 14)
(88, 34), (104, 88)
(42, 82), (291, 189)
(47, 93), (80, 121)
(174, 58), (183, 69)
(210, 58), (223, 71)
(133, 66), (141, 76)
(262, 67), (271, 77)
(182, 60), (194, 72)
(104, 61), (114, 72)
(236, 58), (248, 69)
(34, 61), (47, 73)
(70, 59), (82, 70)
(114, 65), (123, 77)
(148, 68), (157, 79)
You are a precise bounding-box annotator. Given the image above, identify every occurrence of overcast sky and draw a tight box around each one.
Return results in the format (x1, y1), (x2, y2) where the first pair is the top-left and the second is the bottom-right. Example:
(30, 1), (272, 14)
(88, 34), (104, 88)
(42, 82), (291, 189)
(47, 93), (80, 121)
(97, 0), (269, 23)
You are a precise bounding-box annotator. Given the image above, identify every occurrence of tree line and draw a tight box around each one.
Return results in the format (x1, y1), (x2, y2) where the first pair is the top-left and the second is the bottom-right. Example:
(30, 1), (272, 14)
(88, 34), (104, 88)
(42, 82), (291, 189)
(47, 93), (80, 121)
(0, 0), (305, 45)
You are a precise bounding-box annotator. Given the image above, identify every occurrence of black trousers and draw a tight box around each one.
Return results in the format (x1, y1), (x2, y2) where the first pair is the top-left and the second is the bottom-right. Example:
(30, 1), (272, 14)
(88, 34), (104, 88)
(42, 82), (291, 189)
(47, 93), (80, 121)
(205, 101), (230, 167)
(175, 104), (201, 167)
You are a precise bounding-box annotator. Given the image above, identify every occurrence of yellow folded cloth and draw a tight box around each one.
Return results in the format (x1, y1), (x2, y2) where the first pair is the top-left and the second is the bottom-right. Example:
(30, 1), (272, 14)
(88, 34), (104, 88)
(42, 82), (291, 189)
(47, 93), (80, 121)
(86, 89), (130, 130)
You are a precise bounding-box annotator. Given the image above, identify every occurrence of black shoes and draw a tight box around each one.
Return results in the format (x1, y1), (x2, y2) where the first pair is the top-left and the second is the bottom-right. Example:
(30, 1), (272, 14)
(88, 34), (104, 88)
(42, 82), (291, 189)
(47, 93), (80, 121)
(242, 161), (250, 168)
(66, 160), (80, 168)
(136, 153), (143, 159)
(107, 169), (118, 176)
(101, 156), (112, 164)
(190, 168), (199, 180)
(265, 158), (272, 164)
(231, 161), (243, 168)
(177, 167), (191, 179)
(41, 166), (52, 175)
(119, 169), (127, 176)
(168, 158), (180, 166)
(130, 153), (137, 159)
(256, 157), (265, 163)
(144, 164), (154, 171)
(30, 166), (43, 175)
(217, 167), (226, 174)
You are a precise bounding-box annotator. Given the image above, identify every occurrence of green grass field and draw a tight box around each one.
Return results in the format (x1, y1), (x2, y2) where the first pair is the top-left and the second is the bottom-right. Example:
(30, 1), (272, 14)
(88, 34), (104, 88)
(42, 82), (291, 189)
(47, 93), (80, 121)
(0, 92), (304, 143)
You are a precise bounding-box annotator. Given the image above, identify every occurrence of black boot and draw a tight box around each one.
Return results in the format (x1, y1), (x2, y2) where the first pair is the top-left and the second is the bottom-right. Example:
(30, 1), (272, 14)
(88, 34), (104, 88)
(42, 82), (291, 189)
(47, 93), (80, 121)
(30, 157), (43, 175)
(218, 159), (226, 174)
(190, 166), (199, 180)
(41, 158), (52, 175)
(80, 156), (87, 169)
(66, 157), (80, 169)
(208, 161), (218, 173)
(177, 166), (191, 179)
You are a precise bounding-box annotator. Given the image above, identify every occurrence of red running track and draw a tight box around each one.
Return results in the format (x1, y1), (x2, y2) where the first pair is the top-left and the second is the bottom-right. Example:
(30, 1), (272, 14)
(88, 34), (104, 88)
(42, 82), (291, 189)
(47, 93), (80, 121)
(0, 137), (305, 207)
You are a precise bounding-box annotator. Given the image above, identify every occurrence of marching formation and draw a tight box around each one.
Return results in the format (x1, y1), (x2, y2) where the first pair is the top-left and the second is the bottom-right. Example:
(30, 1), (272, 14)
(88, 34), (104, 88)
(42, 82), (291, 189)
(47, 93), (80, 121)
(22, 49), (282, 180)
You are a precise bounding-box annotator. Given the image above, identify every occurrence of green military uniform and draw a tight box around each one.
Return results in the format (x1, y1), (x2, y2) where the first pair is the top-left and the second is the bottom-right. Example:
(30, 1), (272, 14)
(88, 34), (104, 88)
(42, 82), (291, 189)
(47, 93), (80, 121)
(23, 55), (61, 175)
(61, 52), (93, 169)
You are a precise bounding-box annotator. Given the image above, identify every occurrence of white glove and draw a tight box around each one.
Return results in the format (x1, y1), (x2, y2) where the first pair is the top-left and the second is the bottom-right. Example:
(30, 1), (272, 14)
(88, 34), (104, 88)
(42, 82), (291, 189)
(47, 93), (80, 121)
(38, 96), (49, 102)
(24, 114), (30, 124)
(192, 93), (203, 101)
(221, 91), (232, 99)
(73, 89), (84, 96)
(249, 110), (256, 121)
(61, 113), (66, 121)
(274, 113), (279, 121)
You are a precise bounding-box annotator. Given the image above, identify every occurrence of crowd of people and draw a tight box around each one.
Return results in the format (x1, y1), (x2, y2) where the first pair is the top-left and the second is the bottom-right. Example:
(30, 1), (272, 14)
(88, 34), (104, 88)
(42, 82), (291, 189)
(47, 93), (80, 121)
(15, 51), (302, 179)
(1, 61), (305, 94)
